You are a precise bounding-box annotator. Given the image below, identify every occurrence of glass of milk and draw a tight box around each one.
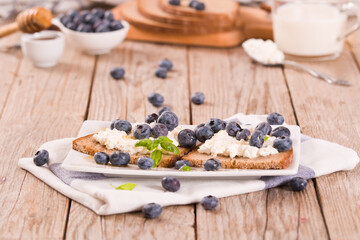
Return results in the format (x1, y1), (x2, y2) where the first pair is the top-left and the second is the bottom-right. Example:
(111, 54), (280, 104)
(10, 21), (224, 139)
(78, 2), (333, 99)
(273, 0), (360, 61)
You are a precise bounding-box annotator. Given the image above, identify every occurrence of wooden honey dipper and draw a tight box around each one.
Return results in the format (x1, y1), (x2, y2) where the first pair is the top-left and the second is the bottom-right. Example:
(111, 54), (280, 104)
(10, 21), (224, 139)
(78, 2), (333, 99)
(0, 7), (53, 38)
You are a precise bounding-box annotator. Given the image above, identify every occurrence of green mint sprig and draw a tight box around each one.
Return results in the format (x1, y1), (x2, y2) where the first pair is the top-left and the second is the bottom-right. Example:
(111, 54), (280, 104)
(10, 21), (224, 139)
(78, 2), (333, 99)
(110, 183), (137, 190)
(264, 136), (269, 141)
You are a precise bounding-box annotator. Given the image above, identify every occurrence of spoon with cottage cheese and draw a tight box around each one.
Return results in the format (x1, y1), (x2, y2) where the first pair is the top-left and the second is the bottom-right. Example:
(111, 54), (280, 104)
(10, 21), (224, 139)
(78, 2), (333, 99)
(242, 39), (350, 86)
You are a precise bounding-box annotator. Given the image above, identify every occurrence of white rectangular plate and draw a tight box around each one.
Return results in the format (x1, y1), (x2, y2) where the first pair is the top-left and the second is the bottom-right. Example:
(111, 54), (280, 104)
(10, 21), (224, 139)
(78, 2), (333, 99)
(62, 120), (301, 178)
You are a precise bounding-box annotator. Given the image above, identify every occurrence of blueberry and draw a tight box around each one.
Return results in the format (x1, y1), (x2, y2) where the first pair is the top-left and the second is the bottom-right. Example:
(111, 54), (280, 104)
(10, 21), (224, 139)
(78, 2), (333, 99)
(84, 14), (99, 25)
(94, 152), (109, 165)
(288, 177), (307, 191)
(110, 20), (124, 31)
(104, 10), (114, 21)
(205, 118), (226, 133)
(204, 158), (221, 171)
(236, 129), (251, 141)
(142, 203), (162, 219)
(159, 59), (173, 71)
(178, 129), (197, 148)
(175, 160), (191, 170)
(189, 0), (197, 7)
(255, 122), (272, 135)
(137, 156), (154, 169)
(33, 149), (49, 166)
(72, 15), (81, 25)
(190, 1), (205, 10)
(113, 119), (132, 134)
(161, 176), (180, 192)
(158, 106), (171, 115)
(110, 67), (125, 80)
(91, 8), (105, 18)
(155, 67), (168, 78)
(195, 126), (214, 142)
(76, 24), (92, 32)
(249, 130), (265, 148)
(133, 124), (151, 139)
(168, 0), (181, 6)
(60, 15), (72, 26)
(65, 22), (77, 31)
(157, 111), (179, 131)
(271, 126), (291, 138)
(200, 195), (219, 210)
(273, 136), (292, 152)
(148, 93), (164, 107)
(226, 121), (242, 137)
(267, 112), (285, 125)
(151, 123), (168, 138)
(95, 23), (110, 32)
(67, 10), (79, 20)
(191, 92), (205, 105)
(109, 151), (130, 166)
(195, 123), (205, 130)
(145, 113), (159, 124)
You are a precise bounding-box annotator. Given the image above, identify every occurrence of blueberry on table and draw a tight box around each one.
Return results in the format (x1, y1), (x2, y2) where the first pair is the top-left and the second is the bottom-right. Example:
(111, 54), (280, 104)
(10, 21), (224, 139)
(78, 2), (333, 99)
(195, 126), (214, 142)
(178, 129), (197, 148)
(110, 67), (125, 80)
(110, 20), (124, 31)
(151, 123), (169, 138)
(157, 111), (179, 131)
(191, 92), (205, 105)
(205, 118), (226, 133)
(161, 176), (181, 192)
(113, 119), (132, 134)
(137, 156), (154, 169)
(33, 149), (49, 166)
(109, 151), (130, 166)
(142, 203), (162, 219)
(104, 10), (114, 21)
(273, 136), (292, 152)
(147, 92), (164, 107)
(201, 195), (219, 210)
(267, 112), (285, 125)
(271, 126), (291, 138)
(288, 177), (307, 191)
(145, 113), (159, 124)
(155, 67), (168, 79)
(236, 129), (251, 141)
(94, 152), (109, 165)
(175, 160), (191, 170)
(249, 130), (265, 148)
(255, 122), (272, 135)
(204, 158), (221, 171)
(158, 106), (171, 115)
(133, 124), (151, 139)
(159, 59), (173, 71)
(168, 0), (181, 6)
(226, 121), (242, 137)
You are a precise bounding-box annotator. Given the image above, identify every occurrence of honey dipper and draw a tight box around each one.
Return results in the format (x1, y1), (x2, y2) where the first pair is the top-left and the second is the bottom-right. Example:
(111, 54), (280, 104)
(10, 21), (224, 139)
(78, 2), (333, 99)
(0, 7), (53, 38)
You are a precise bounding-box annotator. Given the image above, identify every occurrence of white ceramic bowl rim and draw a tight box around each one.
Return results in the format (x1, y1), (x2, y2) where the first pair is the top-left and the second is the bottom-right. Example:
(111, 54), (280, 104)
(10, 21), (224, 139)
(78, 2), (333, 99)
(21, 30), (65, 43)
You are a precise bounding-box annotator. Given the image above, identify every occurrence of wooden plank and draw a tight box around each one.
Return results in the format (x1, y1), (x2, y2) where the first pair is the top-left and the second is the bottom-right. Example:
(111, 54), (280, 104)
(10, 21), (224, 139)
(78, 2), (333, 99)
(189, 47), (328, 240)
(0, 45), (95, 239)
(65, 41), (195, 240)
(284, 47), (360, 239)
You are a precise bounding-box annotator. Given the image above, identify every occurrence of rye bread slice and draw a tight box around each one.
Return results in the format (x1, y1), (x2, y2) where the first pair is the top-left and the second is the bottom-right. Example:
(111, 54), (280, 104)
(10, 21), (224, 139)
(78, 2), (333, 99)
(181, 147), (294, 169)
(72, 134), (192, 168)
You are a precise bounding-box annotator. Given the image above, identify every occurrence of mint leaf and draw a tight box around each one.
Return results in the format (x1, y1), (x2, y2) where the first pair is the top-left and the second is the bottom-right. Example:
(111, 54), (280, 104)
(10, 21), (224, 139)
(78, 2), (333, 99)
(160, 142), (179, 155)
(157, 136), (173, 143)
(135, 139), (152, 150)
(264, 136), (269, 141)
(110, 183), (137, 190)
(151, 149), (163, 168)
(179, 165), (191, 171)
(149, 141), (160, 150)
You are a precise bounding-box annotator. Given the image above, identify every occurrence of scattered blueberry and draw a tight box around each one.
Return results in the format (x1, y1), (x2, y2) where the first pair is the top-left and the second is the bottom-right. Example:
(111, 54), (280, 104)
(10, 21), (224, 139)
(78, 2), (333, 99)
(113, 119), (132, 134)
(273, 136), (292, 152)
(205, 118), (226, 133)
(226, 121), (242, 137)
(195, 126), (214, 142)
(159, 106), (171, 115)
(94, 152), (109, 165)
(271, 126), (291, 138)
(33, 149), (49, 166)
(151, 123), (169, 138)
(142, 203), (162, 219)
(133, 124), (151, 139)
(145, 113), (159, 124)
(155, 67), (168, 78)
(109, 151), (130, 166)
(168, 0), (181, 6)
(201, 195), (218, 210)
(175, 160), (191, 170)
(161, 176), (181, 192)
(267, 112), (285, 125)
(249, 130), (265, 148)
(110, 20), (124, 30)
(159, 59), (173, 71)
(148, 93), (164, 107)
(137, 156), (154, 169)
(157, 111), (179, 131)
(110, 67), (125, 80)
(191, 92), (205, 105)
(178, 129), (197, 148)
(288, 177), (307, 191)
(189, 0), (205, 10)
(204, 158), (221, 171)
(236, 129), (251, 141)
(255, 122), (272, 135)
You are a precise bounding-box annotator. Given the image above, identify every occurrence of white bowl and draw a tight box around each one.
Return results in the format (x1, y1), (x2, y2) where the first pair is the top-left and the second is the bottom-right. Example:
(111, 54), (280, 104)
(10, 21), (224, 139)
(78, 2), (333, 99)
(52, 18), (129, 55)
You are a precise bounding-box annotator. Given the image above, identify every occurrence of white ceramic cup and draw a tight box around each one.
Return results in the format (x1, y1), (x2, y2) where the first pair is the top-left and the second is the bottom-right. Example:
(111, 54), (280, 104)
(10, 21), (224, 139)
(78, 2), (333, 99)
(21, 30), (65, 68)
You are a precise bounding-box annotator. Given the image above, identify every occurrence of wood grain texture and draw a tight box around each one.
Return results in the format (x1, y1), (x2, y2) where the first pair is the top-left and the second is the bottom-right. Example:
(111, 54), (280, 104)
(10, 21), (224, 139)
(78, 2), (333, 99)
(189, 46), (328, 240)
(284, 47), (360, 239)
(0, 44), (95, 239)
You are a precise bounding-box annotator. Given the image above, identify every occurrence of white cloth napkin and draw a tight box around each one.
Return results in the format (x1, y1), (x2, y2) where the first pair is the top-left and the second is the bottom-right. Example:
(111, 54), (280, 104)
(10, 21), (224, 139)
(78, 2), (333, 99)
(18, 114), (359, 215)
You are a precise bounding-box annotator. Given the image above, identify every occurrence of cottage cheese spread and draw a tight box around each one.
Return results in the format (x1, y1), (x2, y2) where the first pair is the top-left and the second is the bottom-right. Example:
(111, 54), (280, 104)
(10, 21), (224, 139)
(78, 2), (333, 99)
(242, 39), (285, 65)
(198, 130), (278, 159)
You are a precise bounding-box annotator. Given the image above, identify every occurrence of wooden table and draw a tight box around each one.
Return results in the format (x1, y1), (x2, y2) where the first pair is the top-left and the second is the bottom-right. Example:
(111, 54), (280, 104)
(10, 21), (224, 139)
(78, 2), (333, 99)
(0, 30), (359, 239)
